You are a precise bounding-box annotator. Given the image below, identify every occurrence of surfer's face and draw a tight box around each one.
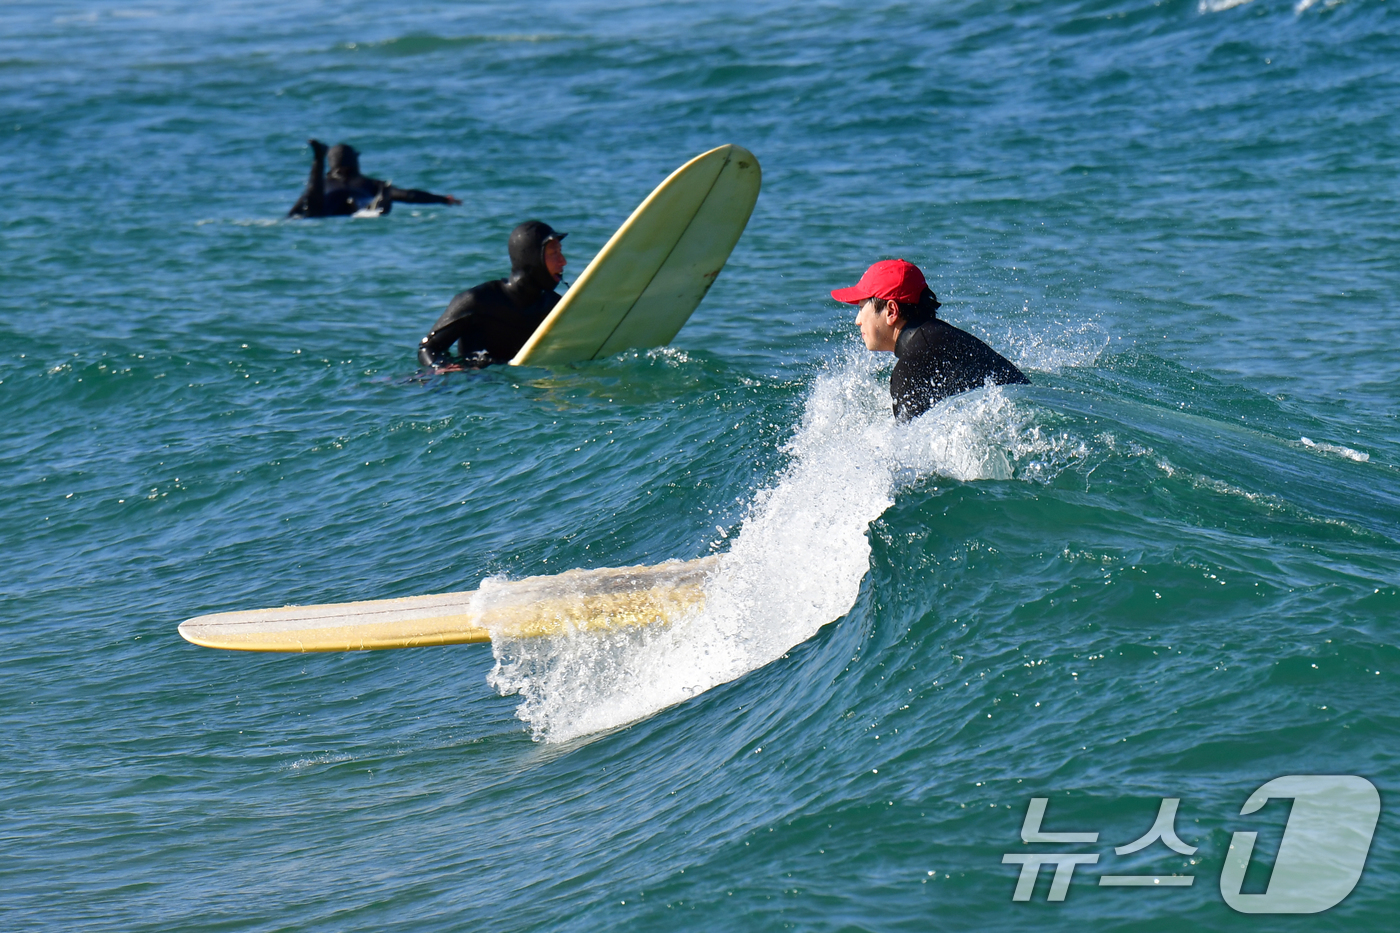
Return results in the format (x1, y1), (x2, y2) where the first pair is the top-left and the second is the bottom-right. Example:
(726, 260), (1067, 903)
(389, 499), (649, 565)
(543, 239), (567, 281)
(856, 297), (901, 352)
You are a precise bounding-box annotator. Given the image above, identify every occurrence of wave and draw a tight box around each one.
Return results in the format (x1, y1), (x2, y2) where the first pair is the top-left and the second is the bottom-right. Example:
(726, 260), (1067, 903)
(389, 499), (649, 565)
(481, 334), (1386, 743)
(1198, 0), (1346, 14)
(337, 34), (567, 56)
(485, 352), (1054, 742)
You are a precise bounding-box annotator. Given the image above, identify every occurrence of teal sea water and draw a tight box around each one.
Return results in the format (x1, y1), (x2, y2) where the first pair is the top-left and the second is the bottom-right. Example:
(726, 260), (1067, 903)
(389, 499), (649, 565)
(4, 0), (1399, 929)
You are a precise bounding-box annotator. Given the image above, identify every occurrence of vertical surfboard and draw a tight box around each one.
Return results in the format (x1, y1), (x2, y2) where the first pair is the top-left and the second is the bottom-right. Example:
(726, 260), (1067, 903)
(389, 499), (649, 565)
(510, 144), (761, 366)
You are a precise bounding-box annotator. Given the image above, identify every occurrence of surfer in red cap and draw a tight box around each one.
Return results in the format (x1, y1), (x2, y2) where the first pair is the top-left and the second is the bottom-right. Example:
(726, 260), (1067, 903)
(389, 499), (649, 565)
(831, 259), (1028, 421)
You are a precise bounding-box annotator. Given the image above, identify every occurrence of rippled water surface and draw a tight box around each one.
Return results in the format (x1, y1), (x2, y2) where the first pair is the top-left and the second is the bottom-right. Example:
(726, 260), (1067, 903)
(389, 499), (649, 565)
(3, 1), (1399, 930)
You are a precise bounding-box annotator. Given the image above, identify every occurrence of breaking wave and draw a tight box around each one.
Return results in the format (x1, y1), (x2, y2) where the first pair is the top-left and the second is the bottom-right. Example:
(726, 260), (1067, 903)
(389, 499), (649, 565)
(486, 351), (1086, 742)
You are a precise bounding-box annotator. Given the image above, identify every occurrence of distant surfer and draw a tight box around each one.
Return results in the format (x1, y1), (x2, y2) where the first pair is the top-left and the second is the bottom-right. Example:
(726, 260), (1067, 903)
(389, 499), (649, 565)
(288, 139), (461, 218)
(831, 259), (1029, 421)
(417, 220), (568, 370)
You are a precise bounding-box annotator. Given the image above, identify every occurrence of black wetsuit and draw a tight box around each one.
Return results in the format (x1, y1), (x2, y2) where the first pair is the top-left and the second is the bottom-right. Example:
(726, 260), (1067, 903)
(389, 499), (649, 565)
(417, 220), (565, 369)
(891, 316), (1029, 421)
(288, 142), (455, 218)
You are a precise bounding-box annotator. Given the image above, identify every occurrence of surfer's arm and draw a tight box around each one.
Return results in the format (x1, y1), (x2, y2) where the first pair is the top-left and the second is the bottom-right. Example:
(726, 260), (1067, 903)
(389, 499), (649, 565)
(418, 327), (462, 369)
(418, 292), (480, 369)
(386, 184), (461, 206)
(288, 139), (329, 218)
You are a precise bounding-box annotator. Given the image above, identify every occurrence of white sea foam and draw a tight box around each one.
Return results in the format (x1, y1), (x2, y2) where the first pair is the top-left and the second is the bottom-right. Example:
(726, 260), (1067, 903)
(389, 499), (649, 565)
(1198, 0), (1256, 12)
(1292, 0), (1345, 13)
(1299, 436), (1369, 462)
(996, 316), (1109, 374)
(286, 753), (354, 771)
(644, 346), (694, 365)
(891, 384), (1095, 484)
(485, 351), (1064, 742)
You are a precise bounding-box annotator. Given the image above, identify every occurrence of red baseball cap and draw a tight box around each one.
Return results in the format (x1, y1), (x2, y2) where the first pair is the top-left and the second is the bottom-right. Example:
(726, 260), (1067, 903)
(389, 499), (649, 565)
(830, 259), (927, 305)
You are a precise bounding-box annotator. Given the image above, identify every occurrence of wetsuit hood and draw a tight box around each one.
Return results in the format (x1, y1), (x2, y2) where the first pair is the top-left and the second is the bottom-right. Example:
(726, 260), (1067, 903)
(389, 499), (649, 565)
(327, 143), (361, 179)
(506, 220), (567, 301)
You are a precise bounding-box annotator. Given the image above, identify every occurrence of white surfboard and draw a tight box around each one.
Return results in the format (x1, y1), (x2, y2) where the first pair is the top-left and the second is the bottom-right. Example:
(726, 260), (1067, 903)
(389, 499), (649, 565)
(178, 558), (716, 653)
(510, 144), (761, 366)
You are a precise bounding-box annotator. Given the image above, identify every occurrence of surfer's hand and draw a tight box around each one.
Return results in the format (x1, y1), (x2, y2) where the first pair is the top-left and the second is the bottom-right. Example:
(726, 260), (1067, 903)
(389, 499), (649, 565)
(308, 138), (328, 158)
(445, 195), (462, 205)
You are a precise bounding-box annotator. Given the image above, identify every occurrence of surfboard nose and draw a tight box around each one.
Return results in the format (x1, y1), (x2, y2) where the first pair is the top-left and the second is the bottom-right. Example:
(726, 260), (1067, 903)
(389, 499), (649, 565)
(510, 145), (761, 366)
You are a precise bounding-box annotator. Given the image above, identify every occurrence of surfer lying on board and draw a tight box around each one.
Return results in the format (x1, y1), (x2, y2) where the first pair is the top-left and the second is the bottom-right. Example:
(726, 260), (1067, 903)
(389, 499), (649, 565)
(831, 259), (1029, 421)
(288, 140), (462, 218)
(417, 220), (568, 371)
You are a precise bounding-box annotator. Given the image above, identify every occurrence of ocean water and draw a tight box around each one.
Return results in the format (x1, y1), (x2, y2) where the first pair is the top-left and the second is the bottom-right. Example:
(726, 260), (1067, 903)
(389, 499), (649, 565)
(3, 0), (1399, 929)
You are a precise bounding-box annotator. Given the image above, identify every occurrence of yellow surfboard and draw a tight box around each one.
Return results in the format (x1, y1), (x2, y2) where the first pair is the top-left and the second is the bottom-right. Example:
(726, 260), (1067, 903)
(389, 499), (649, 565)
(510, 144), (761, 366)
(177, 558), (716, 653)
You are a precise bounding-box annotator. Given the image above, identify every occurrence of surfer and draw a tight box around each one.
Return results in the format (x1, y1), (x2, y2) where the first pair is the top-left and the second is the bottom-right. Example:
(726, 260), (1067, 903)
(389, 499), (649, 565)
(417, 220), (568, 370)
(288, 140), (462, 218)
(831, 259), (1029, 421)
